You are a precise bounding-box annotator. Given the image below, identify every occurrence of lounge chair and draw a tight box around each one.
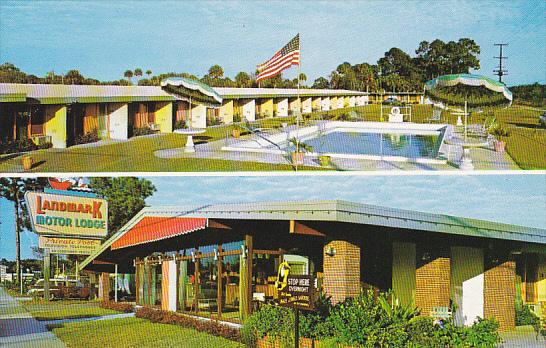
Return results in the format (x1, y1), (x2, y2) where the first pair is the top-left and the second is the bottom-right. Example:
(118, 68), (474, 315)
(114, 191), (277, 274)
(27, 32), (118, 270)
(468, 116), (497, 138)
(427, 108), (442, 123)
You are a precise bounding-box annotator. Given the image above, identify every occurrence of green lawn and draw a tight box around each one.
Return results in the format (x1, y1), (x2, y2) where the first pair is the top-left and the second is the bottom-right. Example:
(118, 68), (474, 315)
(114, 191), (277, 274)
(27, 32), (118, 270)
(0, 116), (322, 172)
(23, 299), (118, 320)
(1, 104), (543, 171)
(50, 317), (242, 348)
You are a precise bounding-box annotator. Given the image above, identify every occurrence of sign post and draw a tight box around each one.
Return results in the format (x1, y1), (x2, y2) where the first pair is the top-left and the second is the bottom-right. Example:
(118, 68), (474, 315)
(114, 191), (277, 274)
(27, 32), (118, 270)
(275, 262), (315, 348)
(44, 248), (50, 301)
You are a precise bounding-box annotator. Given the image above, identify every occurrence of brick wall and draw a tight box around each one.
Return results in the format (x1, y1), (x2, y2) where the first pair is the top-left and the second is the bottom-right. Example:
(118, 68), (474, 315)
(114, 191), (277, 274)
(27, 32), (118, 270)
(484, 260), (516, 331)
(323, 240), (360, 304)
(415, 248), (451, 316)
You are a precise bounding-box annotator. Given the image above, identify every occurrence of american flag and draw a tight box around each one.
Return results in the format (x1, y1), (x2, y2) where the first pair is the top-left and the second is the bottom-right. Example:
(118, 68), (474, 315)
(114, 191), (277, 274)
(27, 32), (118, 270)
(256, 34), (300, 83)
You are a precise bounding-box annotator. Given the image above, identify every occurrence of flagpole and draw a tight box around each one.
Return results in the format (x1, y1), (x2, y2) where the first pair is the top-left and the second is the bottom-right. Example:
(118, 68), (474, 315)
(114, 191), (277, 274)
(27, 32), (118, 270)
(295, 33), (301, 171)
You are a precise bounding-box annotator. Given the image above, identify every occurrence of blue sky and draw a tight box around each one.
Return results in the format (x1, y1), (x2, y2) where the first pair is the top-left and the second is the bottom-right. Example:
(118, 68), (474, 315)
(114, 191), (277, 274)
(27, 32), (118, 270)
(0, 1), (544, 86)
(1, 174), (545, 260)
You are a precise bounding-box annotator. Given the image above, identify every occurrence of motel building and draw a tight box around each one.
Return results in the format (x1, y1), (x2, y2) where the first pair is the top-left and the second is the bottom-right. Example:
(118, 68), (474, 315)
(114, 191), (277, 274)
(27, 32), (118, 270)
(0, 79), (422, 149)
(79, 200), (546, 331)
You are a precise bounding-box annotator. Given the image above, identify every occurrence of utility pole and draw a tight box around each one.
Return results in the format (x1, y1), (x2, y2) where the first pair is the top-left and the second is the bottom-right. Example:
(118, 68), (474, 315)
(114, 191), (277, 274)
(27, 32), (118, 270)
(493, 43), (508, 83)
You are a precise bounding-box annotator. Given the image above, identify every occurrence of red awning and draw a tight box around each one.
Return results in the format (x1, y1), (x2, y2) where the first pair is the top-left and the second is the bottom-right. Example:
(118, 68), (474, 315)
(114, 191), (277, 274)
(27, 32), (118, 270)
(111, 217), (207, 250)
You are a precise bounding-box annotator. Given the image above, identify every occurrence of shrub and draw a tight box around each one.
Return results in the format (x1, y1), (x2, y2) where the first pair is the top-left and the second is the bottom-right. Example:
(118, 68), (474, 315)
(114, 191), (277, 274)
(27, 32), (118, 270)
(243, 290), (501, 348)
(516, 303), (540, 326)
(233, 114), (242, 123)
(241, 304), (293, 347)
(132, 126), (157, 136)
(99, 301), (134, 313)
(74, 130), (99, 145)
(135, 306), (240, 342)
(0, 137), (52, 154)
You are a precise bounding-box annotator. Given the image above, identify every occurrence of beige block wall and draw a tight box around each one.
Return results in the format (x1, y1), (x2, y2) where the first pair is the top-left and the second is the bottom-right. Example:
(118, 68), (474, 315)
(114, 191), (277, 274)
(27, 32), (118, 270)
(155, 101), (173, 133)
(220, 100), (234, 123)
(44, 105), (67, 148)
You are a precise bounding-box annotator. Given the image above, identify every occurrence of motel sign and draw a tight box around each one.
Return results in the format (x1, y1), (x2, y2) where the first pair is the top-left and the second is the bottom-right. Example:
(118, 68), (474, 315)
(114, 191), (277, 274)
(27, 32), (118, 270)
(25, 191), (108, 238)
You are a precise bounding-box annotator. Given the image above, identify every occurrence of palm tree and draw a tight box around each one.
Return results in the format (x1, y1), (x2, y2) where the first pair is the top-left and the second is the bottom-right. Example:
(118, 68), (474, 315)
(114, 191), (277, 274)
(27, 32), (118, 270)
(0, 178), (47, 288)
(208, 65), (224, 79)
(134, 68), (143, 78)
(298, 73), (307, 85)
(124, 70), (134, 84)
(146, 70), (152, 77)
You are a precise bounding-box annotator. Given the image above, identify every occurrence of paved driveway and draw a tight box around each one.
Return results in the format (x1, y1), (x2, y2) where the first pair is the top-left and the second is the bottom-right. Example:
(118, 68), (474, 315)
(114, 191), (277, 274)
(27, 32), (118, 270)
(0, 287), (65, 347)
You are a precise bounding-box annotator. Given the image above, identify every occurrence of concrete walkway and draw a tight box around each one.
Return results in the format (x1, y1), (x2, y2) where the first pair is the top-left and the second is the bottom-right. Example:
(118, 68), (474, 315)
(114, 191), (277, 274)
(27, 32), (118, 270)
(499, 325), (546, 347)
(0, 287), (65, 347)
(155, 125), (518, 171)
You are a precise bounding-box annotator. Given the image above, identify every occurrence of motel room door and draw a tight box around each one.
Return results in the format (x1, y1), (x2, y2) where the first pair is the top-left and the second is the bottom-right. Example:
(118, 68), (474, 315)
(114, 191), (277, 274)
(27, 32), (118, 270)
(15, 110), (30, 140)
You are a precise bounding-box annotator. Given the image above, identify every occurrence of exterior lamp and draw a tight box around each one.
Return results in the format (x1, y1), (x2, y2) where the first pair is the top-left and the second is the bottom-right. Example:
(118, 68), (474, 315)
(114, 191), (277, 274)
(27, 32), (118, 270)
(325, 246), (336, 257)
(191, 251), (196, 262)
(241, 245), (247, 259)
(213, 248), (219, 261)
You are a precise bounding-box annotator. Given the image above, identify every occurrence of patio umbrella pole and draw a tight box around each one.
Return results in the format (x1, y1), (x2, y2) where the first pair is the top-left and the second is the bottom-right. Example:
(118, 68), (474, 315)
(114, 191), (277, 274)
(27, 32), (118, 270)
(464, 100), (468, 142)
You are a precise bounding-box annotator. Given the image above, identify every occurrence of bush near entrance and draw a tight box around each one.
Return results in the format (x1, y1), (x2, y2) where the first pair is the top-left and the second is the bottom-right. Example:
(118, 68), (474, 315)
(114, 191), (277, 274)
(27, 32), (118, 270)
(99, 301), (134, 313)
(241, 290), (501, 348)
(0, 137), (52, 154)
(135, 306), (241, 342)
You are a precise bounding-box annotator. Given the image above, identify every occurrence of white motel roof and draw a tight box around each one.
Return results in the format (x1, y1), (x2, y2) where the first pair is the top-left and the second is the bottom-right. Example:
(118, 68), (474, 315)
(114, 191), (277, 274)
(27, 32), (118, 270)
(0, 83), (367, 105)
(213, 87), (367, 99)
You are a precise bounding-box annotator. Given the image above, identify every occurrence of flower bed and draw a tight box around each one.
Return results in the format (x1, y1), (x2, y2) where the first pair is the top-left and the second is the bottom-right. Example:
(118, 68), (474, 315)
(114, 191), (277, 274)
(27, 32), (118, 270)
(0, 138), (52, 154)
(242, 291), (501, 348)
(99, 301), (135, 313)
(135, 306), (240, 342)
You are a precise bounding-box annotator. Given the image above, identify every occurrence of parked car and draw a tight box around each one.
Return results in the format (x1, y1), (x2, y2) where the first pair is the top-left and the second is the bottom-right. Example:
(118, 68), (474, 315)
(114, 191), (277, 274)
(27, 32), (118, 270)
(28, 279), (91, 299)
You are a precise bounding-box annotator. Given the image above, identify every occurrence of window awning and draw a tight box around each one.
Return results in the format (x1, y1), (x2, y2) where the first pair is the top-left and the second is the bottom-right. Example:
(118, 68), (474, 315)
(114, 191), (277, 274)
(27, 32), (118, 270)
(111, 217), (207, 250)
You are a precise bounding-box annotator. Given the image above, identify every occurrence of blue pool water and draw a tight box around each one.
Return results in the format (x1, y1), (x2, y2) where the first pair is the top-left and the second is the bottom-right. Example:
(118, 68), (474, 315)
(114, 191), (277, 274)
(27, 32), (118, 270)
(285, 131), (442, 159)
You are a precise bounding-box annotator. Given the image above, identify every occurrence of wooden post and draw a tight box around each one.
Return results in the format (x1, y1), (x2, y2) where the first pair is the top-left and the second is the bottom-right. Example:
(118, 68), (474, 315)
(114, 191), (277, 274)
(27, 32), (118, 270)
(217, 244), (223, 318)
(245, 234), (253, 317)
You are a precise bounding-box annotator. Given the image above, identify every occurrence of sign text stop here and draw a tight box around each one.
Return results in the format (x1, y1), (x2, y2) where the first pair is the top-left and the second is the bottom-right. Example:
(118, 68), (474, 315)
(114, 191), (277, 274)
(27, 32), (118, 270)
(278, 275), (315, 310)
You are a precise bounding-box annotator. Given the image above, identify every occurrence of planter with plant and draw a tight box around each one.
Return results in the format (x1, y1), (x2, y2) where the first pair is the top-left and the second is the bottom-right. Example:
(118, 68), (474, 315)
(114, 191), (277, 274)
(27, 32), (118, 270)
(232, 126), (241, 138)
(490, 125), (511, 153)
(288, 137), (313, 166)
(21, 154), (33, 171)
(318, 155), (331, 167)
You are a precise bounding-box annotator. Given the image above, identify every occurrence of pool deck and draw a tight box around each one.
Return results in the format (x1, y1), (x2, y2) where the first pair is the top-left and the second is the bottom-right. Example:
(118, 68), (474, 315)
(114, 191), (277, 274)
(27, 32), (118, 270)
(155, 122), (518, 171)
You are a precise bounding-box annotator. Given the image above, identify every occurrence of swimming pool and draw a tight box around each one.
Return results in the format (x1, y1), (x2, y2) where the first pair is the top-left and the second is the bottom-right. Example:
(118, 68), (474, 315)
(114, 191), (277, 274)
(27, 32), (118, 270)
(284, 129), (442, 159)
(221, 121), (449, 164)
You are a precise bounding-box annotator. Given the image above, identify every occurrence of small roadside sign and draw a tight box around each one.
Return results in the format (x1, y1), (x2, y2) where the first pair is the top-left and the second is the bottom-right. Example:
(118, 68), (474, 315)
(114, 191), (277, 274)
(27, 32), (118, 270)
(278, 275), (315, 311)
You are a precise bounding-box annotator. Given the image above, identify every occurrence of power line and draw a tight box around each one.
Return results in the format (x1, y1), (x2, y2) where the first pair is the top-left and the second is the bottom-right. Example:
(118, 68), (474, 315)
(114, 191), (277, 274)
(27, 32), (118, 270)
(493, 43), (508, 83)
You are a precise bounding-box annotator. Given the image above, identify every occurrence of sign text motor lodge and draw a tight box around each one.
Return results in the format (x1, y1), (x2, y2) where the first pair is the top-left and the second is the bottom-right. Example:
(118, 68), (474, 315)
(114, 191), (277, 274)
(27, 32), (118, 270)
(25, 192), (108, 238)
